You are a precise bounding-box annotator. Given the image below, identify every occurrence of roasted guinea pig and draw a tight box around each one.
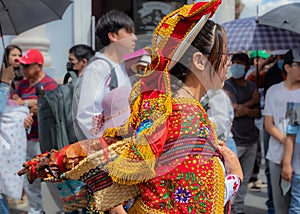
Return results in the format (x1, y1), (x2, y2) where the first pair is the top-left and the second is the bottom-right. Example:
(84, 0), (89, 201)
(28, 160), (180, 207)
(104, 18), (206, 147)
(17, 138), (106, 183)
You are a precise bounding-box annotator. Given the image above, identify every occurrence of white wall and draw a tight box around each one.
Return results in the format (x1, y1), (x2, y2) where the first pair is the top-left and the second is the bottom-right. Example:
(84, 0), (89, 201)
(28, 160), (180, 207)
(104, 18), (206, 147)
(192, 0), (235, 24)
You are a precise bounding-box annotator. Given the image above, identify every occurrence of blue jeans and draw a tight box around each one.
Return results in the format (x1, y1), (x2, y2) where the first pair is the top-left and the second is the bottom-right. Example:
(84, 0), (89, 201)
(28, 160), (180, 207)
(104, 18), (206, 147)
(289, 173), (300, 214)
(0, 196), (9, 214)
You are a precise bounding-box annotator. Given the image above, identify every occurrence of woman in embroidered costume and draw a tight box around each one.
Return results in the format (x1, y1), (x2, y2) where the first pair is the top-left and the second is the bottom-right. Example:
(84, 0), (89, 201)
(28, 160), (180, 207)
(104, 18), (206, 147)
(18, 0), (243, 213)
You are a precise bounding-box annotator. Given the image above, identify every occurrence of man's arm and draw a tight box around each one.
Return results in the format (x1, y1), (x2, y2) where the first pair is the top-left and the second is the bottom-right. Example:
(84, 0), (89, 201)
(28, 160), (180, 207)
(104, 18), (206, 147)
(281, 135), (296, 181)
(264, 115), (287, 144)
(76, 60), (111, 139)
(228, 89), (261, 119)
(239, 90), (260, 108)
(233, 104), (261, 119)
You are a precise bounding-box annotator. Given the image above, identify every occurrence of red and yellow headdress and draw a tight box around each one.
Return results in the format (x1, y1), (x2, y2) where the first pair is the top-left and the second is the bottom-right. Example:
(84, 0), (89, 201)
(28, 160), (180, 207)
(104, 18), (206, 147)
(152, 0), (221, 69)
(103, 0), (222, 184)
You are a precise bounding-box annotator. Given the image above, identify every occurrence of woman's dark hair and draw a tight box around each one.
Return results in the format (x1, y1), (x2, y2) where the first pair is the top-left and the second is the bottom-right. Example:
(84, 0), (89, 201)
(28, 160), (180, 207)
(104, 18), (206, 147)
(95, 10), (135, 46)
(170, 20), (226, 92)
(2, 44), (22, 66)
(69, 44), (95, 62)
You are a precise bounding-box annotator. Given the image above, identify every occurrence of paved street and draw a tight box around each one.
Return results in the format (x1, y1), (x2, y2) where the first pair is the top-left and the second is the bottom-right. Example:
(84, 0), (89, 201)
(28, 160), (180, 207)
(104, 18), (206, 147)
(245, 187), (268, 214)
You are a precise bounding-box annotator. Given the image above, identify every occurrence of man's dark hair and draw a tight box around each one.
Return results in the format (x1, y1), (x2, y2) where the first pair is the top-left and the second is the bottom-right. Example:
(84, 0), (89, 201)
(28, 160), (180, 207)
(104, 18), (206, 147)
(232, 52), (251, 66)
(69, 44), (95, 62)
(95, 10), (135, 46)
(283, 50), (293, 66)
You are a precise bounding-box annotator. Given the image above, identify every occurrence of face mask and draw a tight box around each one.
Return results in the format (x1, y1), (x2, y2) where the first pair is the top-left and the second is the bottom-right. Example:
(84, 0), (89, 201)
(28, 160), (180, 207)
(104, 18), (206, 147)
(66, 62), (79, 75)
(229, 63), (246, 79)
(277, 59), (284, 70)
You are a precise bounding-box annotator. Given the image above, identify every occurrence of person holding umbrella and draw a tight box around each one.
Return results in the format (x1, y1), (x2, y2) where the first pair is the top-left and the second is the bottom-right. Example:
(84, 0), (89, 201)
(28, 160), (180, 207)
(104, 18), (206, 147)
(246, 50), (272, 194)
(0, 61), (16, 214)
(246, 50), (272, 87)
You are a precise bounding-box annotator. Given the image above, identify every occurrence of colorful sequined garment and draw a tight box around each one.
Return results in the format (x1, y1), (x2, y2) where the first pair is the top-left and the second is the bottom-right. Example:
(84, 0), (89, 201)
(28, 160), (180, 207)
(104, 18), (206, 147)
(126, 97), (224, 214)
(101, 0), (225, 212)
(102, 63), (225, 213)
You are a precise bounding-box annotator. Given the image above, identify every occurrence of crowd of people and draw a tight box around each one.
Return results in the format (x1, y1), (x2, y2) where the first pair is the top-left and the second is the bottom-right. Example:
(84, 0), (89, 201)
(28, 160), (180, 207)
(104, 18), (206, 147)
(1, 0), (300, 214)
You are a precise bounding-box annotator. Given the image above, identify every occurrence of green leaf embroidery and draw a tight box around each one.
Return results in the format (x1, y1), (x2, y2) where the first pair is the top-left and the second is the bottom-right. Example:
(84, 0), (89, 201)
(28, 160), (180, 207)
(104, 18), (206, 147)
(163, 192), (169, 199)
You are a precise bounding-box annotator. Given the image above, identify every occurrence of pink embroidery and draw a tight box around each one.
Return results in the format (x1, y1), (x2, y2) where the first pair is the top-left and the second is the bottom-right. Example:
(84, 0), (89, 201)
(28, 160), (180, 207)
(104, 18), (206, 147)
(90, 113), (105, 135)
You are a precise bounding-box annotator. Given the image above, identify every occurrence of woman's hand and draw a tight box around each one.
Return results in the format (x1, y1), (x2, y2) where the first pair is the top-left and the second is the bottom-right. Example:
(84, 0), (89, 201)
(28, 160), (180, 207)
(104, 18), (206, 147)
(109, 205), (127, 214)
(1, 63), (15, 84)
(218, 141), (243, 181)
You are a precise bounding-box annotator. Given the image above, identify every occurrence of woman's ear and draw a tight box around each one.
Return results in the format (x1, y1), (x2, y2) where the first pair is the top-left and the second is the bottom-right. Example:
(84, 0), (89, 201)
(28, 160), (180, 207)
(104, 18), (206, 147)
(192, 52), (206, 71)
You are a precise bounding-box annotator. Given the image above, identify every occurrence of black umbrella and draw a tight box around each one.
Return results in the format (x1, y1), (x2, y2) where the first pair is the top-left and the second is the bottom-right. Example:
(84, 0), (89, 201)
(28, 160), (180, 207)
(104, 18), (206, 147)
(0, 0), (72, 35)
(0, 0), (72, 65)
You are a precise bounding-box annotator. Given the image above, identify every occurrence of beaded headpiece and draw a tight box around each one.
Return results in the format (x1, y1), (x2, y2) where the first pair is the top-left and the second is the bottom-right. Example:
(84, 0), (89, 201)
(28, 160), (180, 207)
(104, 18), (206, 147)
(152, 0), (221, 69)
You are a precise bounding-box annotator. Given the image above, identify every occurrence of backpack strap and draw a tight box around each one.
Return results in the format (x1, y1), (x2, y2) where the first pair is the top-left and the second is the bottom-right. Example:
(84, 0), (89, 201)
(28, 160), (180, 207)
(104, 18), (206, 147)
(109, 66), (118, 91)
(63, 71), (78, 85)
(87, 56), (118, 91)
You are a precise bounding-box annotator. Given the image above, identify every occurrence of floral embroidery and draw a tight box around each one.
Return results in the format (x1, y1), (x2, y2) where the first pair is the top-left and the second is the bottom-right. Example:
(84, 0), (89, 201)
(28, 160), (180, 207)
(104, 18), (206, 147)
(233, 181), (239, 192)
(226, 175), (236, 180)
(197, 127), (210, 139)
(174, 187), (192, 204)
(225, 174), (241, 198)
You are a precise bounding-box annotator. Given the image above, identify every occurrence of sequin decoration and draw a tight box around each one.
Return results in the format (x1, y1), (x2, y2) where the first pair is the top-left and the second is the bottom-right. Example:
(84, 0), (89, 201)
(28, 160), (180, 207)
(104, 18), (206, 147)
(136, 119), (153, 135)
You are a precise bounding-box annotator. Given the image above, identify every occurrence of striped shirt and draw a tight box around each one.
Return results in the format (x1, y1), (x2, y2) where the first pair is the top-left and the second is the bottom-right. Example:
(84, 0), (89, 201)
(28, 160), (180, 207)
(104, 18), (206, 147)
(15, 75), (58, 140)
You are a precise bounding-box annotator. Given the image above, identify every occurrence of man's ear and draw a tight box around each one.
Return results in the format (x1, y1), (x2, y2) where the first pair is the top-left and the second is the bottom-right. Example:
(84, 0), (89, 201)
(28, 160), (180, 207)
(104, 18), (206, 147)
(192, 52), (206, 71)
(283, 64), (290, 73)
(82, 58), (88, 67)
(108, 32), (118, 43)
